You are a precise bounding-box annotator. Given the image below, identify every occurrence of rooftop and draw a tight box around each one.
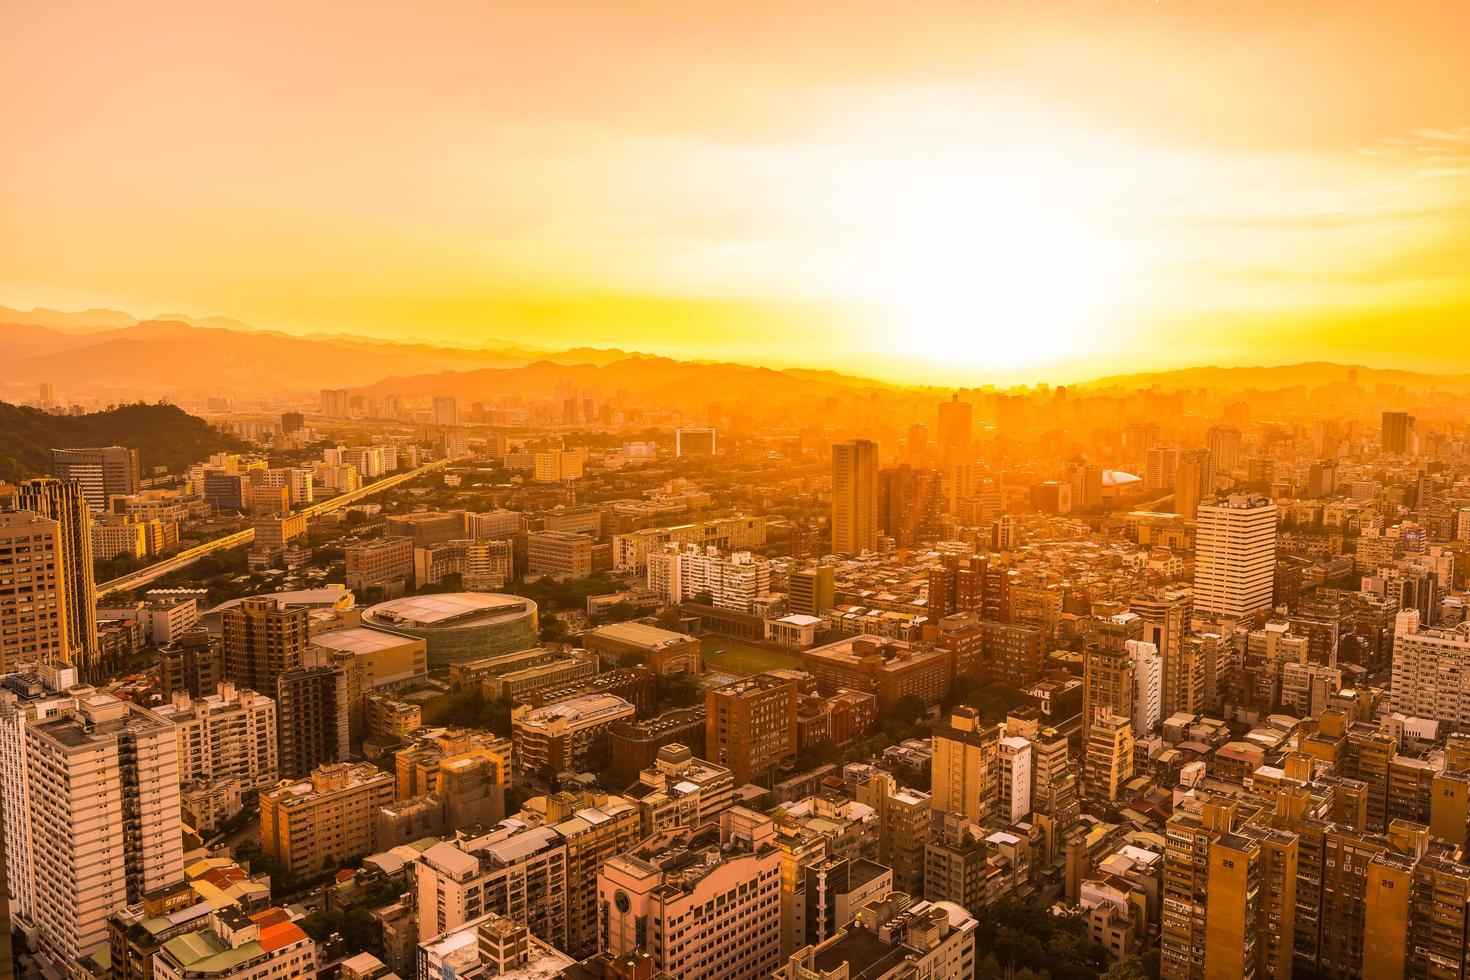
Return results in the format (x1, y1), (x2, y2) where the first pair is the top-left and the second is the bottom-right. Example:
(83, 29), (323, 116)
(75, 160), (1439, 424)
(364, 592), (533, 628)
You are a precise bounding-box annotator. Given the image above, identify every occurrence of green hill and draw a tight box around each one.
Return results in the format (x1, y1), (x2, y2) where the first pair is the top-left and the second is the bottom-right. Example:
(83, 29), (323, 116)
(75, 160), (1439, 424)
(0, 401), (249, 485)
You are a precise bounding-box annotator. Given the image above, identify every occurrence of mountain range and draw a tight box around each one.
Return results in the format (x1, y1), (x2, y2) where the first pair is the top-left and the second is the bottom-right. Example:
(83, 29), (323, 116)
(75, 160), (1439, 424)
(5, 305), (1470, 405)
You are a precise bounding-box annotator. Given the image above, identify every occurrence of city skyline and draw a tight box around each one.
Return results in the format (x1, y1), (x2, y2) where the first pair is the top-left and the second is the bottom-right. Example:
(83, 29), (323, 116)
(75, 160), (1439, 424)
(7, 1), (1470, 384)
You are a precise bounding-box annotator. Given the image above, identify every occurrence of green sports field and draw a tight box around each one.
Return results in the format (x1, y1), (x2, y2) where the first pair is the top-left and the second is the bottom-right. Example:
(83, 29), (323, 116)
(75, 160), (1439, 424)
(700, 639), (804, 675)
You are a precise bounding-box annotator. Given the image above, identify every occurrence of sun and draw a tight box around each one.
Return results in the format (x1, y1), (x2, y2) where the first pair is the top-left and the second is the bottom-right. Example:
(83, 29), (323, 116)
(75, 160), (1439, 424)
(865, 175), (1119, 373)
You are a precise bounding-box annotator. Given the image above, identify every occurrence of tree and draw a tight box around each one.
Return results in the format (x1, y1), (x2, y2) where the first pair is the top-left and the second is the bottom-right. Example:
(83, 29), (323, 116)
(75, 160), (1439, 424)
(656, 672), (702, 710)
(540, 614), (568, 643)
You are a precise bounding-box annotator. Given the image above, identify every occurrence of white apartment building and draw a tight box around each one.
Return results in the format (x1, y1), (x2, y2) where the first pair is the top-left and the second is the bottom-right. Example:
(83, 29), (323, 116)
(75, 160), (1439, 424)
(1192, 495), (1278, 620)
(646, 543), (772, 612)
(416, 820), (569, 949)
(1391, 608), (1470, 729)
(21, 692), (182, 964)
(599, 808), (783, 980)
(1128, 638), (1162, 736)
(154, 681), (279, 809)
(998, 735), (1033, 824)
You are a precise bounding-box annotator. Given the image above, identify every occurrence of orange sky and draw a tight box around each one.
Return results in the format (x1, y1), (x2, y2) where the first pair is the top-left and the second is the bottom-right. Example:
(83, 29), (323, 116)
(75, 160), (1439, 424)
(4, 1), (1469, 384)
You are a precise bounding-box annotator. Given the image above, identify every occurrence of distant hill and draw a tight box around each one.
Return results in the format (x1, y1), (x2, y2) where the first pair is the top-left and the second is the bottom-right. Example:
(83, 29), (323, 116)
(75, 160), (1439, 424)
(1076, 361), (1470, 392)
(0, 402), (248, 485)
(0, 309), (637, 399)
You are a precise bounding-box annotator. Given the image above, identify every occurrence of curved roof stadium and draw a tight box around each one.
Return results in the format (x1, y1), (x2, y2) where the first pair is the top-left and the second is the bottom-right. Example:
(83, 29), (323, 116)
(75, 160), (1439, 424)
(361, 593), (538, 669)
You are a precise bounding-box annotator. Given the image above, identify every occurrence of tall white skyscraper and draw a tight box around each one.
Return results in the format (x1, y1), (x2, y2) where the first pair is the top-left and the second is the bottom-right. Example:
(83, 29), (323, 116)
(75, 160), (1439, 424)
(1192, 494), (1278, 620)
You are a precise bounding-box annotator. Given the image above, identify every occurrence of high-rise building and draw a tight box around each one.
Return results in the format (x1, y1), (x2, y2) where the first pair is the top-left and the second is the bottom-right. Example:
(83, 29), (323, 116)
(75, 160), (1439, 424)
(1192, 495), (1278, 621)
(1083, 712), (1133, 802)
(1082, 620), (1137, 728)
(705, 674), (798, 785)
(599, 808), (783, 980)
(1390, 608), (1470, 729)
(831, 439), (878, 555)
(319, 388), (351, 418)
(1128, 639), (1162, 736)
(1381, 410), (1414, 455)
(930, 706), (1000, 825)
(275, 662), (352, 778)
(936, 394), (973, 459)
(14, 478), (98, 675)
(154, 682), (279, 831)
(432, 396), (459, 426)
(51, 446), (141, 514)
(1205, 426), (1241, 480)
(675, 427), (717, 456)
(417, 820), (570, 949)
(1131, 589), (1197, 716)
(0, 512), (69, 670)
(856, 770), (930, 895)
(221, 596), (309, 696)
(546, 792), (643, 957)
(877, 464), (944, 547)
(18, 693), (182, 964)
(647, 544), (771, 612)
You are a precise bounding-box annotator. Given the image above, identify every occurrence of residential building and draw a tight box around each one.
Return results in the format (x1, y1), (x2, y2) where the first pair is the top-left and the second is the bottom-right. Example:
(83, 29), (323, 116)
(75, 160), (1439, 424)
(259, 763), (395, 880)
(13, 478), (98, 675)
(151, 907), (315, 980)
(0, 512), (68, 669)
(1193, 495), (1278, 621)
(222, 596), (309, 699)
(777, 891), (976, 980)
(154, 682), (278, 830)
(51, 446), (140, 513)
(931, 707), (1000, 826)
(526, 529), (594, 578)
(598, 808), (783, 980)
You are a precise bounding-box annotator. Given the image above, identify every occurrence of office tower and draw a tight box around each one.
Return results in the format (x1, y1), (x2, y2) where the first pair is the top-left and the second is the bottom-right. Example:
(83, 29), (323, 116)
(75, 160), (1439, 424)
(15, 478), (98, 674)
(936, 394), (972, 459)
(319, 388), (351, 418)
(432, 396), (459, 426)
(1145, 444), (1182, 492)
(788, 566), (835, 617)
(930, 706), (1000, 825)
(1065, 455), (1104, 511)
(1173, 449), (1210, 520)
(21, 694), (182, 964)
(1381, 410), (1414, 454)
(276, 663), (351, 779)
(0, 512), (69, 670)
(37, 381), (55, 407)
(675, 426), (717, 456)
(1192, 495), (1278, 620)
(705, 674), (798, 784)
(280, 410), (305, 434)
(260, 763), (394, 880)
(1083, 712), (1133, 801)
(856, 770), (930, 895)
(1307, 458), (1339, 498)
(1205, 425), (1241, 481)
(51, 446), (140, 514)
(877, 464), (944, 547)
(1390, 608), (1470, 728)
(221, 596), (309, 696)
(599, 809), (783, 980)
(991, 513), (1017, 551)
(1128, 639), (1162, 735)
(830, 439), (878, 554)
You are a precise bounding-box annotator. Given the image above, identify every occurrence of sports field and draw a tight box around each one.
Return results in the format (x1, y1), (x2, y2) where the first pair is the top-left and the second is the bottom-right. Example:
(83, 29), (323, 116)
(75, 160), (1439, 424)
(700, 639), (804, 675)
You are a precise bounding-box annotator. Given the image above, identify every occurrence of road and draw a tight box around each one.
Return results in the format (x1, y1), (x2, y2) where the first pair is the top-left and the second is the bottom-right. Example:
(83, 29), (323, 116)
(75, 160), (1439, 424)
(94, 456), (454, 599)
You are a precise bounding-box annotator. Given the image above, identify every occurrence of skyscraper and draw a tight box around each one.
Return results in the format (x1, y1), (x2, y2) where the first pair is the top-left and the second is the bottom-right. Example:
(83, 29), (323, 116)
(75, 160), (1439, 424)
(936, 394), (972, 459)
(1381, 410), (1414, 454)
(14, 478), (98, 676)
(830, 439), (877, 554)
(0, 512), (69, 670)
(1192, 495), (1278, 621)
(50, 446), (140, 513)
(1205, 425), (1241, 481)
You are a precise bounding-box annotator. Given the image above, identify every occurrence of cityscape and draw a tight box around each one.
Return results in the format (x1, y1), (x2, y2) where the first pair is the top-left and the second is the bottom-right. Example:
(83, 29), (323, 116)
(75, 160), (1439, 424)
(5, 3), (1470, 980)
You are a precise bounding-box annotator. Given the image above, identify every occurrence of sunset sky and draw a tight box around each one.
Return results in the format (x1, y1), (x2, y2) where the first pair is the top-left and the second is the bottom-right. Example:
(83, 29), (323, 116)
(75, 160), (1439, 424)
(4, 1), (1470, 384)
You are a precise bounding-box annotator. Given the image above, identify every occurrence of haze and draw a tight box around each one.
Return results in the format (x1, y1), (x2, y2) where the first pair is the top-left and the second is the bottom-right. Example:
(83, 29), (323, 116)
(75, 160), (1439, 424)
(4, 1), (1470, 384)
